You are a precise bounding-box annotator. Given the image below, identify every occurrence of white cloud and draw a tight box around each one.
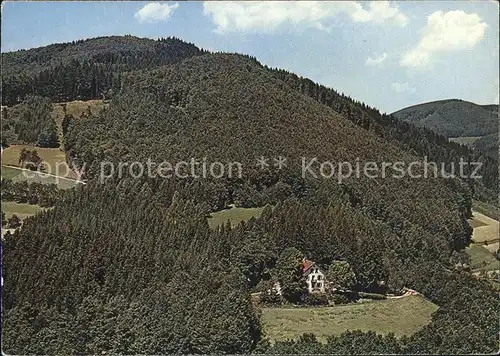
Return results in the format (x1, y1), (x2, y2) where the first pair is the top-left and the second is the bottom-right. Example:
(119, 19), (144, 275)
(391, 82), (416, 94)
(134, 2), (179, 23)
(365, 52), (388, 67)
(203, 1), (408, 34)
(351, 1), (408, 26)
(401, 10), (487, 70)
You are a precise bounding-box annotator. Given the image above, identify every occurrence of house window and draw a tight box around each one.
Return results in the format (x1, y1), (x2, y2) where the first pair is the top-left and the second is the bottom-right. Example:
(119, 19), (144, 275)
(318, 275), (322, 280)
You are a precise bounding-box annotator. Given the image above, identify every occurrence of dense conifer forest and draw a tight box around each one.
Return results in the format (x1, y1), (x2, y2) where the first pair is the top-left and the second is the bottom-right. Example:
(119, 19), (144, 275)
(1, 36), (498, 354)
(1, 95), (59, 147)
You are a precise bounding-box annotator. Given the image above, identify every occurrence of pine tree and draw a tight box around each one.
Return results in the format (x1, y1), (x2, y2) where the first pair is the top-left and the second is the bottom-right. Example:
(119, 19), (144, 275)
(274, 247), (306, 303)
(7, 214), (21, 229)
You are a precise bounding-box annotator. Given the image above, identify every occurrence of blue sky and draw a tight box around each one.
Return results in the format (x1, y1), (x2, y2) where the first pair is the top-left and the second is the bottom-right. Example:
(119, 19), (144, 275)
(2, 1), (498, 113)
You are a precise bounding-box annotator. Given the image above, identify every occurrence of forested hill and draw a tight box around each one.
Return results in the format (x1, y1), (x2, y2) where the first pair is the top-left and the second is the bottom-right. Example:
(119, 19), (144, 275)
(268, 69), (498, 201)
(65, 52), (472, 253)
(1, 35), (206, 105)
(391, 99), (498, 138)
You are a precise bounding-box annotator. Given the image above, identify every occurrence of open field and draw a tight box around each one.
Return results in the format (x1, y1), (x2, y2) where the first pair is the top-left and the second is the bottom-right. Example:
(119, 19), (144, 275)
(1, 166), (22, 179)
(52, 100), (107, 136)
(2, 228), (17, 238)
(208, 206), (266, 229)
(1, 144), (76, 179)
(470, 218), (488, 229)
(1, 201), (46, 237)
(466, 245), (498, 272)
(448, 136), (483, 147)
(469, 210), (499, 253)
(2, 165), (80, 189)
(261, 295), (438, 342)
(1, 201), (43, 220)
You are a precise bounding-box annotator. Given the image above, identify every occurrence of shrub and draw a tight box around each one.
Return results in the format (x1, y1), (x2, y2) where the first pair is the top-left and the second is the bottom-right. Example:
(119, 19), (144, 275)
(6, 214), (21, 229)
(260, 291), (282, 306)
(358, 292), (387, 300)
(302, 292), (329, 306)
(330, 293), (350, 305)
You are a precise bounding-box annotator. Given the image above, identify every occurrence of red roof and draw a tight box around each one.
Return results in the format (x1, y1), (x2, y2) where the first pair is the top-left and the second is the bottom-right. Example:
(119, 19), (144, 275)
(302, 259), (314, 273)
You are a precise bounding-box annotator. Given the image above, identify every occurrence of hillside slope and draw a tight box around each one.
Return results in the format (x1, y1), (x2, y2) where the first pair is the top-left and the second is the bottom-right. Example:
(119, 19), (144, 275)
(392, 99), (498, 138)
(65, 53), (472, 252)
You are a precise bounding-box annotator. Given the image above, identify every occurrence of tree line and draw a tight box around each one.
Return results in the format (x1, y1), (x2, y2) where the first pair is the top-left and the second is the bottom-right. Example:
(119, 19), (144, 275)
(1, 179), (60, 207)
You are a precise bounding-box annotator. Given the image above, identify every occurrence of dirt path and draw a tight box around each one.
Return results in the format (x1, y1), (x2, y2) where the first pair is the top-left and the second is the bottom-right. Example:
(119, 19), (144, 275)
(387, 291), (415, 299)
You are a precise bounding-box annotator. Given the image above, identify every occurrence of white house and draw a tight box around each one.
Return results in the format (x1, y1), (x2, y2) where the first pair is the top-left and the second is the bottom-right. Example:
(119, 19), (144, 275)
(302, 259), (326, 293)
(273, 259), (327, 295)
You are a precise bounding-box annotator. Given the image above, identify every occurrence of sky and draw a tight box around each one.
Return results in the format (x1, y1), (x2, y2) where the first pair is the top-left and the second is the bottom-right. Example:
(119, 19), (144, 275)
(1, 1), (499, 113)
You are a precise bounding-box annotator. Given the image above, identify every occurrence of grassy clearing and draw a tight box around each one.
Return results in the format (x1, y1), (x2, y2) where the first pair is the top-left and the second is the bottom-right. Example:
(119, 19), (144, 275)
(466, 245), (499, 272)
(1, 166), (21, 179)
(469, 210), (499, 253)
(1, 201), (43, 220)
(470, 219), (487, 229)
(9, 170), (79, 189)
(2, 164), (79, 189)
(261, 295), (438, 343)
(208, 206), (266, 229)
(448, 136), (483, 147)
(1, 144), (77, 179)
(2, 228), (17, 237)
(51, 100), (107, 136)
(490, 280), (500, 291)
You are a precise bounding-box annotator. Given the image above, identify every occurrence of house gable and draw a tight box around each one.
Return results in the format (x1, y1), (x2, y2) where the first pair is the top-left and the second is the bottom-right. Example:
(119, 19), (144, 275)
(303, 260), (326, 293)
(272, 259), (329, 296)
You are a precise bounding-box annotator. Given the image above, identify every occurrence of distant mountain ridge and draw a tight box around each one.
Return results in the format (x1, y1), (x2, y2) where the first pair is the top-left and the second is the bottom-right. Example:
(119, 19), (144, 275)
(480, 104), (499, 113)
(391, 99), (498, 138)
